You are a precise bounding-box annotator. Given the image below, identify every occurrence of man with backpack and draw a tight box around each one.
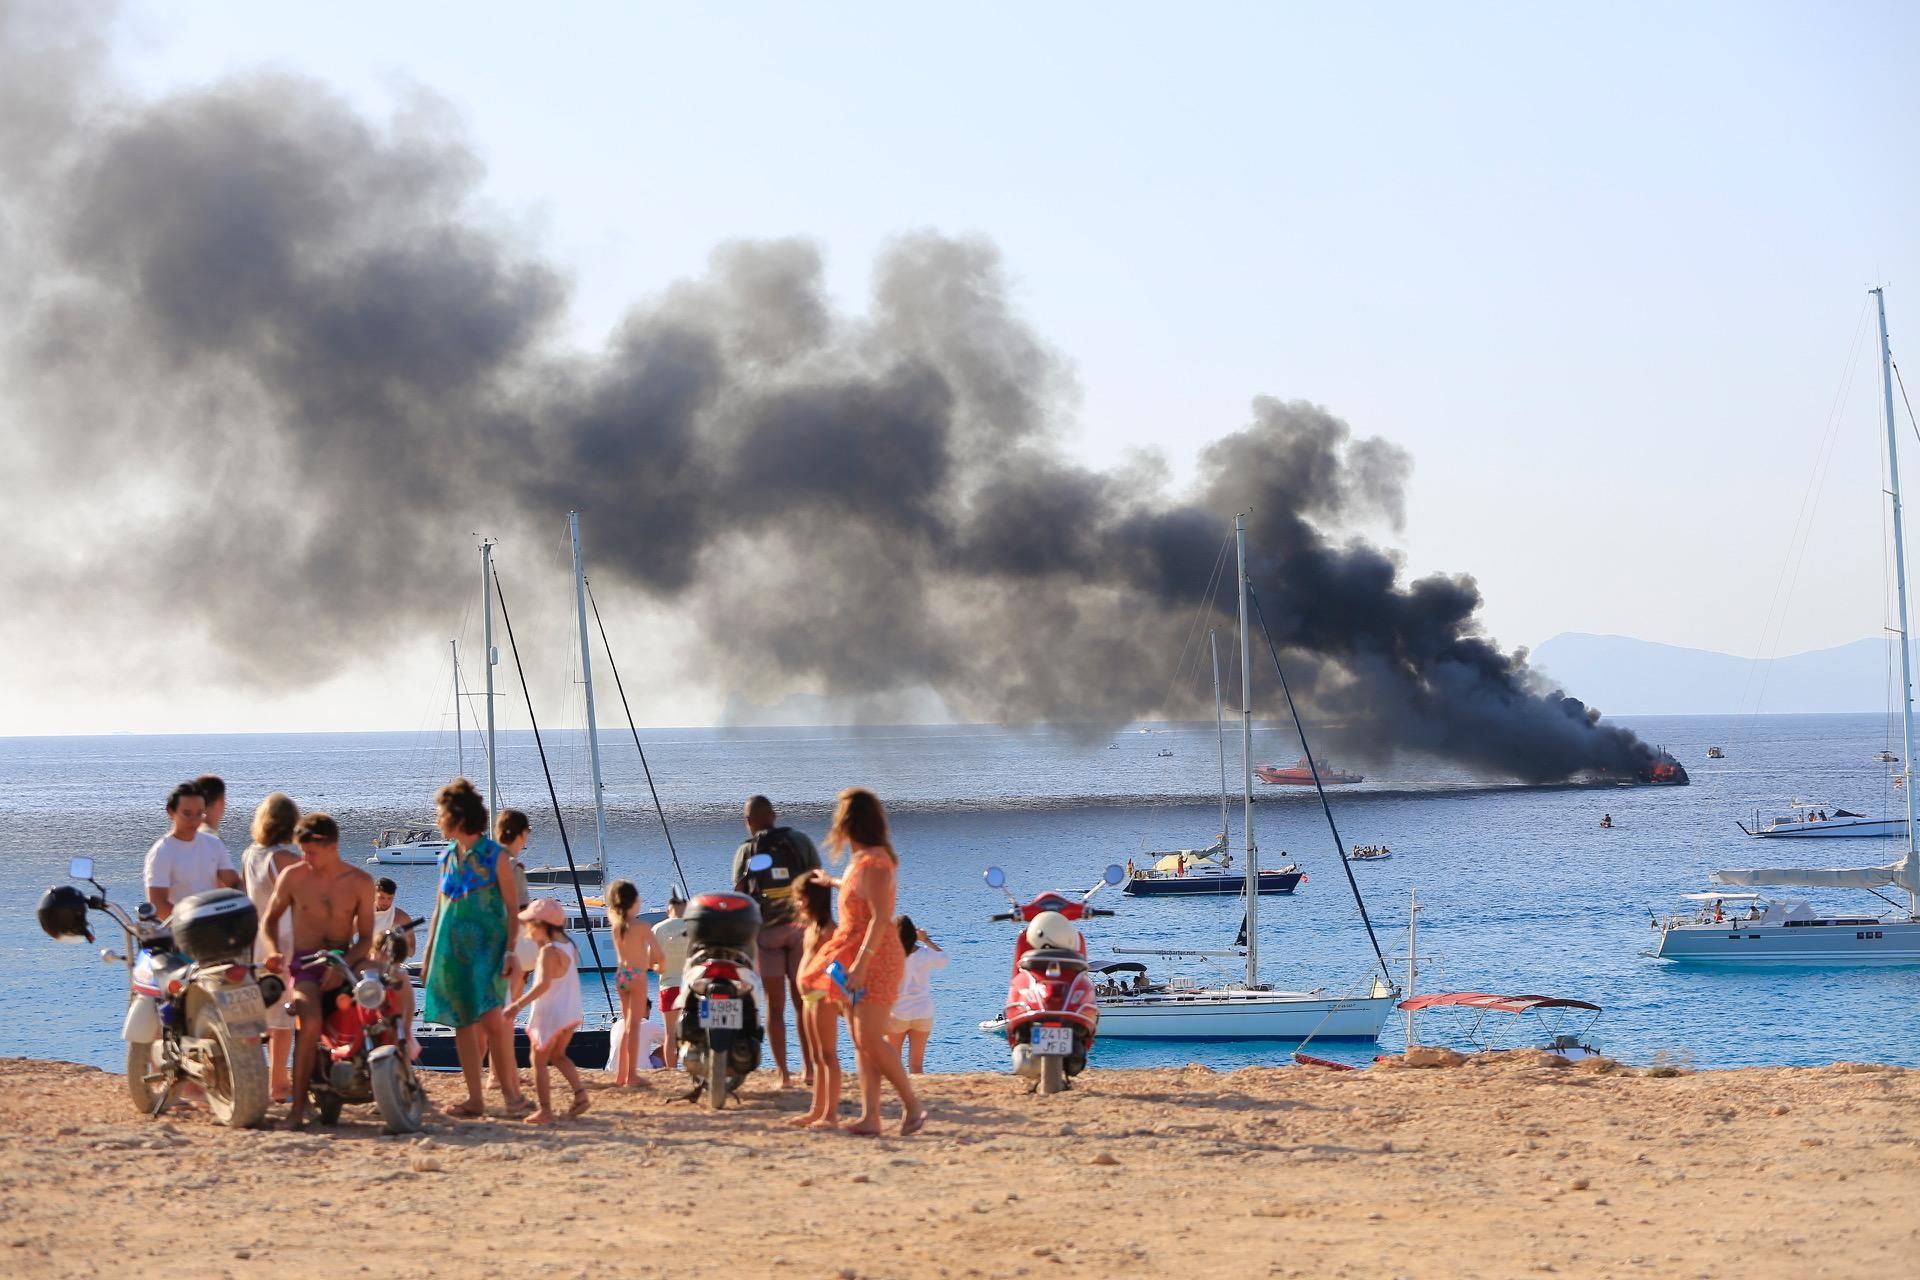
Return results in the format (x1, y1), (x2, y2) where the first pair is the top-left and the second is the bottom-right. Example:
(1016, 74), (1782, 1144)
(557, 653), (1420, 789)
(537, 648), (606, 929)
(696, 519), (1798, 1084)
(731, 795), (822, 1089)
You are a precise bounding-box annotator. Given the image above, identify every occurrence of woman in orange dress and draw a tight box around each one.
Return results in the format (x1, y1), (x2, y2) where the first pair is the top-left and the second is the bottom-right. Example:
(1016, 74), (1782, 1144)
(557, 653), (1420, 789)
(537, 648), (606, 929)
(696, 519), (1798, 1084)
(816, 787), (925, 1137)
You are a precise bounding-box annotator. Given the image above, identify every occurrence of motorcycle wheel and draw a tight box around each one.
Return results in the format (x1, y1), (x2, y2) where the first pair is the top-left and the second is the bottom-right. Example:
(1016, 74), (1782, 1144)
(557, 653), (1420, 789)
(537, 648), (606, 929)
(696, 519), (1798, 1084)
(706, 1048), (728, 1111)
(1039, 1052), (1066, 1096)
(191, 1005), (269, 1129)
(125, 1039), (164, 1116)
(368, 1045), (425, 1134)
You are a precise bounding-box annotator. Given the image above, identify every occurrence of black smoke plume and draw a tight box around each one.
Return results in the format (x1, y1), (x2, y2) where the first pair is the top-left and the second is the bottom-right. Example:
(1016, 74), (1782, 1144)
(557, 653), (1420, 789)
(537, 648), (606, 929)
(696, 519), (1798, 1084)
(0, 3), (1677, 783)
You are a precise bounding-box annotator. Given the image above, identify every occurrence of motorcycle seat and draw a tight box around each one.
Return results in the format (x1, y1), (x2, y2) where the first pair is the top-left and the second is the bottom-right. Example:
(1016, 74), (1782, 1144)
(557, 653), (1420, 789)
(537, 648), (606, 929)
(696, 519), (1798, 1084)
(1018, 948), (1088, 974)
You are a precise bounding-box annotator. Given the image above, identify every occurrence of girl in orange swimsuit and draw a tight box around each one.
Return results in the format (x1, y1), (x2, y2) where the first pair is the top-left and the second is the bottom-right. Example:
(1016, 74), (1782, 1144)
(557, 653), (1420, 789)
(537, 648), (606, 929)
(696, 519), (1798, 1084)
(819, 787), (925, 1137)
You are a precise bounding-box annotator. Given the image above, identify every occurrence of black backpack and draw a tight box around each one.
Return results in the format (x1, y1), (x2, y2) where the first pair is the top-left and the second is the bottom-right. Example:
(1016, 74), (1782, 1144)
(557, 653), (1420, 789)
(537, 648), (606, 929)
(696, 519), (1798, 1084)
(738, 828), (808, 922)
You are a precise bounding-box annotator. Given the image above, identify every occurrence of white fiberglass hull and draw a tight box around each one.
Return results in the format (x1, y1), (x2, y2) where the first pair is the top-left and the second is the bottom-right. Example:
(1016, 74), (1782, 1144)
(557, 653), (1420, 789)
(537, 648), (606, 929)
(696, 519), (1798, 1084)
(368, 842), (442, 865)
(1093, 991), (1395, 1040)
(1654, 918), (1920, 964)
(1746, 817), (1906, 839)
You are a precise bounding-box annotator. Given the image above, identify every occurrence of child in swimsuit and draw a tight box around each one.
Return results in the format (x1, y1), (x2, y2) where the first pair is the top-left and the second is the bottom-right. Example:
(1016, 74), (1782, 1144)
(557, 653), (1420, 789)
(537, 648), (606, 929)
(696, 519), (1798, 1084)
(503, 899), (588, 1125)
(789, 870), (844, 1129)
(606, 879), (662, 1088)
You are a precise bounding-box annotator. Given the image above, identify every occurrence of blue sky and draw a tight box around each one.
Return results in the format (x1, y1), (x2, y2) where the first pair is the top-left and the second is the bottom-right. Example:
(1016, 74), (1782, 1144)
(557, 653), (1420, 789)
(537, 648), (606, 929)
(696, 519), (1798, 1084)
(10, 1), (1920, 732)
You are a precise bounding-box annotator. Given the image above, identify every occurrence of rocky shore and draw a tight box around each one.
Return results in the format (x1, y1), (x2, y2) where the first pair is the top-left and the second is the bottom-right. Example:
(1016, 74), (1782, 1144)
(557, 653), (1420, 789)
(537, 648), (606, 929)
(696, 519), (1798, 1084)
(2, 1053), (1915, 1279)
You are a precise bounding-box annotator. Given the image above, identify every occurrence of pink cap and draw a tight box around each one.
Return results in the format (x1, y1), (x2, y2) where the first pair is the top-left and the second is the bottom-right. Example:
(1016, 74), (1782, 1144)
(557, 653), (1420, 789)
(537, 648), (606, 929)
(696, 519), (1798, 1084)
(517, 898), (565, 927)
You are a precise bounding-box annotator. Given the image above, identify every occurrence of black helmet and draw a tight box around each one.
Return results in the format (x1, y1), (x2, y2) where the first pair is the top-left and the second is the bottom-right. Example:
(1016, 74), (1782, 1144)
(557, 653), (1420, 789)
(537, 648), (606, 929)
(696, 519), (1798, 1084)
(37, 885), (93, 942)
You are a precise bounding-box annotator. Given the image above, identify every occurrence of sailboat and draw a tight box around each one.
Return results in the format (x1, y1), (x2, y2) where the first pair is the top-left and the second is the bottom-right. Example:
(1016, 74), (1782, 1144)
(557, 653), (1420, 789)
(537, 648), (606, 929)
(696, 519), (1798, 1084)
(1124, 629), (1306, 897)
(1654, 288), (1920, 963)
(1096, 515), (1398, 1038)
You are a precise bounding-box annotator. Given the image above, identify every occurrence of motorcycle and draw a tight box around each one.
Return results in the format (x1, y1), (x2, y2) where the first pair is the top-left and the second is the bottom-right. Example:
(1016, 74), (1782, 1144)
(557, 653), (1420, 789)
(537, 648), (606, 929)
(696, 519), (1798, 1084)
(288, 920), (426, 1133)
(984, 862), (1126, 1095)
(675, 853), (772, 1109)
(37, 855), (277, 1128)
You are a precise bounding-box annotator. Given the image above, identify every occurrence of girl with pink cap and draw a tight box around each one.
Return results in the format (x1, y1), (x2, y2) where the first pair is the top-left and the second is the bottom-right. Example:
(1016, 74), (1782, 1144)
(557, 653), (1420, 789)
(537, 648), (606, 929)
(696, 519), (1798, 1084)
(503, 898), (588, 1124)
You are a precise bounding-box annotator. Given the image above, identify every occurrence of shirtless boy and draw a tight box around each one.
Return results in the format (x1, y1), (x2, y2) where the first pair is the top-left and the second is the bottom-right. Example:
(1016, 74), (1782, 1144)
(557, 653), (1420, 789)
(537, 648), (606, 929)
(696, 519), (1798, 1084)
(263, 812), (376, 1130)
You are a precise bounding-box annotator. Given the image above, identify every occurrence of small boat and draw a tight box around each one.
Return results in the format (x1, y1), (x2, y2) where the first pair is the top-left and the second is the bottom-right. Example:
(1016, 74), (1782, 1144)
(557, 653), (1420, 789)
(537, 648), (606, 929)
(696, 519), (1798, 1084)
(1156, 749), (1174, 758)
(1737, 800), (1905, 839)
(1397, 991), (1603, 1060)
(1598, 815), (1614, 829)
(1875, 750), (1901, 763)
(1706, 746), (1726, 759)
(1256, 757), (1363, 786)
(1348, 846), (1391, 861)
(368, 826), (444, 866)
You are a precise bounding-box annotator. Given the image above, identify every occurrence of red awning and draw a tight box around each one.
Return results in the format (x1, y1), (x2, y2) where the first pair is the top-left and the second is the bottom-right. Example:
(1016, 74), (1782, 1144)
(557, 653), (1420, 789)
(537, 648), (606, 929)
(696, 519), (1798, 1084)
(1396, 991), (1602, 1014)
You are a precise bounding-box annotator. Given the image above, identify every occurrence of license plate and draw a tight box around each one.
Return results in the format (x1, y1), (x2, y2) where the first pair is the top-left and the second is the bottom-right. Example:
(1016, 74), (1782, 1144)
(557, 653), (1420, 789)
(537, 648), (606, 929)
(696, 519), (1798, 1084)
(1032, 1025), (1073, 1056)
(700, 997), (743, 1030)
(215, 984), (266, 1023)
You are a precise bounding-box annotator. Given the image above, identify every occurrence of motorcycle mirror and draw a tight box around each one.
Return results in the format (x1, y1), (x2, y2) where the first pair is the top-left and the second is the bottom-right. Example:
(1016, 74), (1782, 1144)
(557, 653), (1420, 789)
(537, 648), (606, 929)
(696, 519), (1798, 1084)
(983, 866), (1007, 889)
(68, 856), (94, 882)
(136, 902), (157, 920)
(1102, 863), (1126, 887)
(745, 853), (775, 873)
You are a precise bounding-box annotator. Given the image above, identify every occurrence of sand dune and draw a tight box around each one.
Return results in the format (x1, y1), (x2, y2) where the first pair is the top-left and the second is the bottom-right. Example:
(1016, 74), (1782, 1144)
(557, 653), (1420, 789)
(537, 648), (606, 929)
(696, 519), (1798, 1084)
(1, 1053), (1914, 1279)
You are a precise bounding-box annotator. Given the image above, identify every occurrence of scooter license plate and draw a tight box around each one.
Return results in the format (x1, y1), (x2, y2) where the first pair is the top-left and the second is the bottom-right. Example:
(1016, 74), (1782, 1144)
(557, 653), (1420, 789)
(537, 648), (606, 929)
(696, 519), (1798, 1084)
(214, 984), (266, 1023)
(1032, 1025), (1073, 1056)
(700, 997), (743, 1030)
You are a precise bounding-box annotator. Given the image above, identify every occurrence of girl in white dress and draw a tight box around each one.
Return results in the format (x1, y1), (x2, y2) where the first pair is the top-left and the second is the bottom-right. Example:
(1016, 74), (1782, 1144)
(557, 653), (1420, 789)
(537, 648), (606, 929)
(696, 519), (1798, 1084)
(503, 899), (588, 1124)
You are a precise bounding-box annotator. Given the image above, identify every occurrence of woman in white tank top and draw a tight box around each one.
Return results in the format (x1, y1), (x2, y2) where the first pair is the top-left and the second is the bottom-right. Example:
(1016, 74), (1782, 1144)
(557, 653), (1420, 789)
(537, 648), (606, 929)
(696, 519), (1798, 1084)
(241, 794), (301, 1102)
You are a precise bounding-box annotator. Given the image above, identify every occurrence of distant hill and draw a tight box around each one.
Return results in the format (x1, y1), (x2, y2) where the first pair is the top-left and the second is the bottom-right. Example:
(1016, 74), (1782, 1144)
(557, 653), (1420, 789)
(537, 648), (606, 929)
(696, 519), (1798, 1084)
(1528, 633), (1909, 715)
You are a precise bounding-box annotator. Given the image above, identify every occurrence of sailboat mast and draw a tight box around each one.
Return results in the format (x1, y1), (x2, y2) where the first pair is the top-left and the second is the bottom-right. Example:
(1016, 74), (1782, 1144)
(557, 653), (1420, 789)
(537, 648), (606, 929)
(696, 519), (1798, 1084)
(569, 512), (611, 869)
(1236, 515), (1258, 986)
(1405, 887), (1421, 1050)
(481, 540), (499, 817)
(1210, 629), (1228, 844)
(1874, 287), (1918, 915)
(452, 638), (464, 779)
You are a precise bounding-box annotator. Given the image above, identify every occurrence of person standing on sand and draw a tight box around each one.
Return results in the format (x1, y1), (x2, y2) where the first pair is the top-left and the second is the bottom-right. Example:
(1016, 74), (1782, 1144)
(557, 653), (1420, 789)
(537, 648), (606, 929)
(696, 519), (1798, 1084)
(732, 796), (823, 1088)
(241, 793), (302, 1104)
(193, 774), (229, 842)
(890, 915), (947, 1074)
(144, 781), (240, 917)
(653, 890), (690, 1069)
(495, 809), (535, 1001)
(607, 879), (663, 1087)
(817, 788), (925, 1137)
(420, 778), (528, 1119)
(790, 870), (843, 1128)
(261, 812), (375, 1130)
(502, 899), (589, 1125)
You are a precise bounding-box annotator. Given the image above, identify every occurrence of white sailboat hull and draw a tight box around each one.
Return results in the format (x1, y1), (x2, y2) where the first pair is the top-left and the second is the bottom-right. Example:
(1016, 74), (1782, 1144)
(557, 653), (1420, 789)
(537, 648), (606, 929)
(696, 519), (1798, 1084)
(1093, 991), (1396, 1040)
(368, 842), (442, 865)
(1654, 918), (1920, 964)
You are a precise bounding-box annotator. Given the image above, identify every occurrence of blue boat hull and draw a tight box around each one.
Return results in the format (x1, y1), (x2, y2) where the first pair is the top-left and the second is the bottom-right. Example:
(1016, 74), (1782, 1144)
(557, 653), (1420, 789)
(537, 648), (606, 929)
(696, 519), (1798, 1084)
(1123, 871), (1303, 896)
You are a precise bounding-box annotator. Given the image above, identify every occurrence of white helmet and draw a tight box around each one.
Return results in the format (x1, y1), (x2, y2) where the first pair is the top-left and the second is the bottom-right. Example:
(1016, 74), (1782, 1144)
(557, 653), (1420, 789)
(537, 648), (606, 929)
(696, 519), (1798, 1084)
(1025, 910), (1078, 952)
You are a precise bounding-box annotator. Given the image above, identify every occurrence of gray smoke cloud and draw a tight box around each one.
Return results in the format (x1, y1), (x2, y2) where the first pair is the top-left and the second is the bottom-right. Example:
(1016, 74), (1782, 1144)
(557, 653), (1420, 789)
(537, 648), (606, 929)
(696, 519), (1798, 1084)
(0, 2), (1676, 782)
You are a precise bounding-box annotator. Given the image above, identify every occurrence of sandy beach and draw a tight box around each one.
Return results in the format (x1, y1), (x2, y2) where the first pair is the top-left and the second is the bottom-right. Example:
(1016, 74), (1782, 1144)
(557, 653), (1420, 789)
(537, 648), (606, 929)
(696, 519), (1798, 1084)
(1, 1053), (1915, 1279)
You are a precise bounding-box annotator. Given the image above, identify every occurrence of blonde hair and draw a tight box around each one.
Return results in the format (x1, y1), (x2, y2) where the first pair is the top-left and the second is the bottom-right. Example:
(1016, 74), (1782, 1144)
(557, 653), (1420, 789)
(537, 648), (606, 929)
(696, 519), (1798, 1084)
(824, 787), (896, 864)
(251, 793), (299, 847)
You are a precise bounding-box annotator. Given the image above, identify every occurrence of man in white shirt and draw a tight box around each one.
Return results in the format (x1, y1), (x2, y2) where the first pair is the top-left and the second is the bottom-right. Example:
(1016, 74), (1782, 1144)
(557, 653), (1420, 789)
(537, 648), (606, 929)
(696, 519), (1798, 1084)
(144, 780), (240, 916)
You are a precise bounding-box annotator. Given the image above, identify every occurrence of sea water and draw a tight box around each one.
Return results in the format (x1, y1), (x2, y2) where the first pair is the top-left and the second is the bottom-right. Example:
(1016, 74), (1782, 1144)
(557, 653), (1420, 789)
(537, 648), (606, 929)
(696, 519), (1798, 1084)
(4, 713), (1916, 1073)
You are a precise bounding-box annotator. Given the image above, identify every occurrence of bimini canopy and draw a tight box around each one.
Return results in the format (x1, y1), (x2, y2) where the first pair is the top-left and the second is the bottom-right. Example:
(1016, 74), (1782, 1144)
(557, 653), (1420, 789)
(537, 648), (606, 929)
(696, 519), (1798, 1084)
(1396, 992), (1602, 1015)
(1097, 962), (1148, 975)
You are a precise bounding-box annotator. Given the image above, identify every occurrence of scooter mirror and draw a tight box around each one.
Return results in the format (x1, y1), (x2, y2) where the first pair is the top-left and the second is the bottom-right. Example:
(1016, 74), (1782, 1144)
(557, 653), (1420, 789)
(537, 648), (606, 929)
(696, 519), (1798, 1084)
(983, 866), (1007, 889)
(745, 853), (775, 873)
(69, 856), (94, 882)
(1102, 863), (1126, 886)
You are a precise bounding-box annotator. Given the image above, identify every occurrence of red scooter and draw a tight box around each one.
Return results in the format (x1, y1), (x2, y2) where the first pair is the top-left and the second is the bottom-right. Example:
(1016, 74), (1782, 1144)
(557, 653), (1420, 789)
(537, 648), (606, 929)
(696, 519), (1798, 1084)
(983, 863), (1125, 1095)
(291, 921), (425, 1133)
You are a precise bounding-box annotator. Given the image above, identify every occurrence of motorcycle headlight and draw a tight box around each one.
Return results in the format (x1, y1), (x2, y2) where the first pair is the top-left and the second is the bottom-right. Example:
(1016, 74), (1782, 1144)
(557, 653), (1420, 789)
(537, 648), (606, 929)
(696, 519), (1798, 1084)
(353, 975), (384, 1009)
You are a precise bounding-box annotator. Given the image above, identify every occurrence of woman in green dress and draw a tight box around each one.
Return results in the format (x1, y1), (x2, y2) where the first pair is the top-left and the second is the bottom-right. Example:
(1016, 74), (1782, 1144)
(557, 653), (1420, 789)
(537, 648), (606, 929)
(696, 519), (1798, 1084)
(419, 777), (527, 1117)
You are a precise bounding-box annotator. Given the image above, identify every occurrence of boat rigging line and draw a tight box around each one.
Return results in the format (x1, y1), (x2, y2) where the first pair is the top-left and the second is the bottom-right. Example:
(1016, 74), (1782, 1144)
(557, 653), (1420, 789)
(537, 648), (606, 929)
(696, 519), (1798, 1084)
(491, 564), (616, 1016)
(582, 577), (692, 896)
(1246, 587), (1391, 978)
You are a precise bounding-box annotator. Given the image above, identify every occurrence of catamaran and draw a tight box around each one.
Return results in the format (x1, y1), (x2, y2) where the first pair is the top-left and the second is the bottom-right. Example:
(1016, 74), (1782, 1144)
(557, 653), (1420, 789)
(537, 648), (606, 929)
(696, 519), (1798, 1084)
(1096, 515), (1397, 1038)
(1655, 289), (1920, 963)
